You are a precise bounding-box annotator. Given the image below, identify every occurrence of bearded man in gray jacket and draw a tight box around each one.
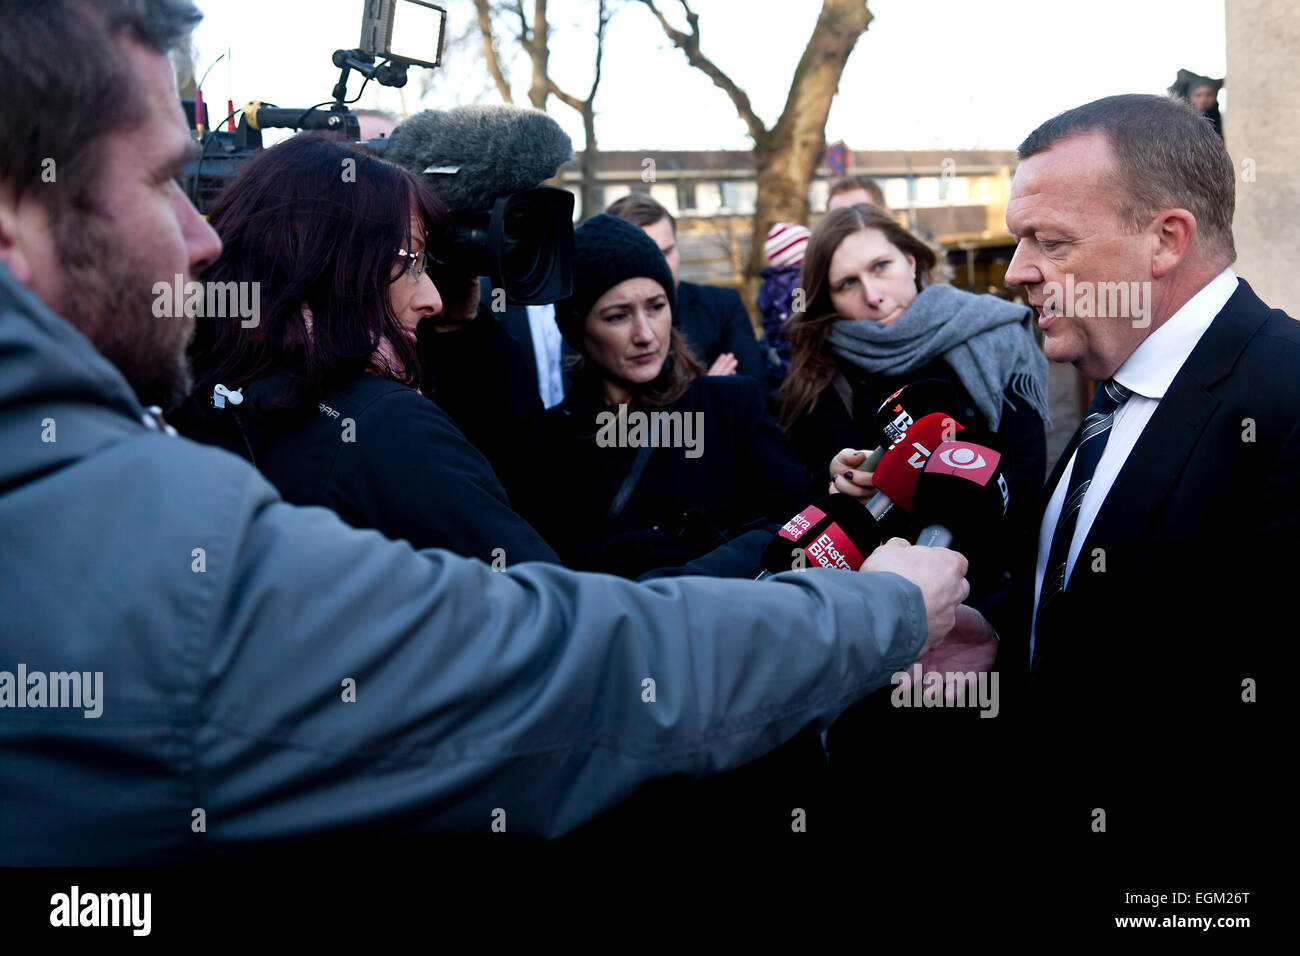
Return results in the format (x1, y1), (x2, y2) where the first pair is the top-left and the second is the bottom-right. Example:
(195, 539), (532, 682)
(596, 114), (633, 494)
(0, 0), (984, 864)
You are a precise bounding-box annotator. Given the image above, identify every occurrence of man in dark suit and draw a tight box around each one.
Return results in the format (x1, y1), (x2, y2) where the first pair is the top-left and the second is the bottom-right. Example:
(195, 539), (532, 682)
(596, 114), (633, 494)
(605, 194), (766, 381)
(973, 94), (1294, 874)
(478, 275), (575, 408)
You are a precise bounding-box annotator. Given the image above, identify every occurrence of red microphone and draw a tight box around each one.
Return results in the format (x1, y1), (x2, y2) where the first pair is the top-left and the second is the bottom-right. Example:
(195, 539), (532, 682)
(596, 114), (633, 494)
(757, 495), (885, 579)
(867, 412), (964, 519)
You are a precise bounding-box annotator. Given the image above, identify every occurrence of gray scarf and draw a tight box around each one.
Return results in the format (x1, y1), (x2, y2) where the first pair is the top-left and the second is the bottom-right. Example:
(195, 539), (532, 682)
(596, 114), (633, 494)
(826, 284), (1050, 432)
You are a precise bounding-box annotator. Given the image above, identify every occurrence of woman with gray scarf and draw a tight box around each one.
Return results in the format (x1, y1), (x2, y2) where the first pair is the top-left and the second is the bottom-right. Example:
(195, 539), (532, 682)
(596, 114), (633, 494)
(779, 205), (1048, 566)
(780, 205), (1046, 799)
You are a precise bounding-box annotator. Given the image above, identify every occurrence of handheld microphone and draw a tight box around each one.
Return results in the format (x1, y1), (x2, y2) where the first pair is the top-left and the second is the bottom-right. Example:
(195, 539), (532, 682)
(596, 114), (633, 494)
(911, 440), (1010, 552)
(756, 494), (886, 579)
(856, 379), (961, 469)
(867, 412), (964, 519)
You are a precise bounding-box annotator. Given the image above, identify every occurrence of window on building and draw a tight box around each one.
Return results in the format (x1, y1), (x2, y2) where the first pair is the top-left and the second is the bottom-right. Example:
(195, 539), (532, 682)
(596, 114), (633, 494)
(677, 181), (697, 212)
(720, 181), (741, 212)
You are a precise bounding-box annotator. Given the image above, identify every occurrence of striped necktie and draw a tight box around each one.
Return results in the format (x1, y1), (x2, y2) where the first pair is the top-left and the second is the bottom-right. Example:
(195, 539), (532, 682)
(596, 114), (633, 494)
(1034, 378), (1133, 652)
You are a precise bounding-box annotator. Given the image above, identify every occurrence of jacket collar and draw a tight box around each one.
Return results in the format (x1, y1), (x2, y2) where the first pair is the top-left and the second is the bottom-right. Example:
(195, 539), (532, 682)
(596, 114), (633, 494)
(1038, 278), (1275, 581)
(1111, 268), (1237, 402)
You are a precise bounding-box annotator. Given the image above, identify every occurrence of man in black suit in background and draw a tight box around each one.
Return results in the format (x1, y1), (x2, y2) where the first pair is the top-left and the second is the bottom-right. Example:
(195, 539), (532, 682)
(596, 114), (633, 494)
(606, 194), (766, 381)
(478, 275), (574, 409)
(972, 94), (1295, 871)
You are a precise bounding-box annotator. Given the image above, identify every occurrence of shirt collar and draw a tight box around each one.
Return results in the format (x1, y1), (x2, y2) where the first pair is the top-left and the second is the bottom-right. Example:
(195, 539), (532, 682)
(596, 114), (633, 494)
(1112, 268), (1238, 400)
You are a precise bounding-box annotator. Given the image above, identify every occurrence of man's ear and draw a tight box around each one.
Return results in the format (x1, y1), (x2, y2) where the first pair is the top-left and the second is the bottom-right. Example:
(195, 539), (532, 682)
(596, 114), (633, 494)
(0, 190), (36, 286)
(1150, 208), (1197, 279)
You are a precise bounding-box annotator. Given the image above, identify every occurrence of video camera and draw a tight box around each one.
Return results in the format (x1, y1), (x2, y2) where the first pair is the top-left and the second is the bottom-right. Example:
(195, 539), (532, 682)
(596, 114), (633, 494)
(180, 0), (574, 304)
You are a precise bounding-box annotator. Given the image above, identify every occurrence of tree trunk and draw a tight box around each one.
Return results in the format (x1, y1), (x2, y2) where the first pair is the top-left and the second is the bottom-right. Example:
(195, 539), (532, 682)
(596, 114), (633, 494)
(639, 0), (872, 320)
(472, 0), (514, 103)
(741, 0), (872, 308)
(527, 0), (551, 110)
(580, 107), (599, 221)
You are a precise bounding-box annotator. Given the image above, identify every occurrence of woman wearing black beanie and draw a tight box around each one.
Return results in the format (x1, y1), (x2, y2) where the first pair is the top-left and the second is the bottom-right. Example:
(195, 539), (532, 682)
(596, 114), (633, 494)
(531, 214), (808, 579)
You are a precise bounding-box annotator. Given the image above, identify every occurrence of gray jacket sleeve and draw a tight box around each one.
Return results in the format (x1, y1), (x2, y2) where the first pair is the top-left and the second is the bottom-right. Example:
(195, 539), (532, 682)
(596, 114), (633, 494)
(197, 469), (926, 842)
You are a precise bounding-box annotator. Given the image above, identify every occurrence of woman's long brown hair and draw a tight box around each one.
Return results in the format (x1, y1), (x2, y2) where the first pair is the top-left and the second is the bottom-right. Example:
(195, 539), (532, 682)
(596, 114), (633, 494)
(778, 205), (937, 430)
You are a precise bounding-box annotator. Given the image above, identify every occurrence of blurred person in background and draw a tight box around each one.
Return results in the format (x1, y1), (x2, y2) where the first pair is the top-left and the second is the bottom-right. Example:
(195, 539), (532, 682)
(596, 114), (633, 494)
(1189, 79), (1223, 138)
(826, 174), (893, 216)
(756, 221), (809, 394)
(607, 193), (766, 381)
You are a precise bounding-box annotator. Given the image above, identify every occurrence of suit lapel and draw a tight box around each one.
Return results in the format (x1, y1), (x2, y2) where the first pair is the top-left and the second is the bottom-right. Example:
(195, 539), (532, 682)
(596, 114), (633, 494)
(1074, 379), (1218, 575)
(1071, 279), (1270, 589)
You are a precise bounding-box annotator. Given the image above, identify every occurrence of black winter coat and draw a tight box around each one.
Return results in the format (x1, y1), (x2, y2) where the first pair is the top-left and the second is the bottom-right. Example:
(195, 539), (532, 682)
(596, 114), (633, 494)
(174, 370), (561, 566)
(534, 372), (808, 579)
(675, 280), (766, 381)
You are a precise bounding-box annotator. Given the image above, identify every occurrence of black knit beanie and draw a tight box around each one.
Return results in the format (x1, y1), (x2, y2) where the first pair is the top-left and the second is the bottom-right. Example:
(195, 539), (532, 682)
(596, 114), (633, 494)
(555, 213), (676, 350)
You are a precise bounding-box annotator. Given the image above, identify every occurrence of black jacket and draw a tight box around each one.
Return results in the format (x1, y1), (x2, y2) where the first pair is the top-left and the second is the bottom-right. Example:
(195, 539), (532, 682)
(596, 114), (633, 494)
(174, 370), (561, 566)
(675, 280), (766, 380)
(989, 279), (1295, 848)
(534, 372), (808, 578)
(418, 311), (548, 516)
(478, 276), (577, 402)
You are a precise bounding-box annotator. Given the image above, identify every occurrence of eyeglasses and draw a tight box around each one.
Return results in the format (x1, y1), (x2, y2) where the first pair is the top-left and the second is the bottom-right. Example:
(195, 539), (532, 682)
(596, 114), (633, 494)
(395, 247), (428, 281)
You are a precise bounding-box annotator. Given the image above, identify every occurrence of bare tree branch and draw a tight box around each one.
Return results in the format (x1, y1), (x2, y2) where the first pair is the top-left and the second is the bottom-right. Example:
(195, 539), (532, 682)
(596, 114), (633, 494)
(548, 0), (610, 113)
(472, 0), (514, 103)
(634, 0), (873, 315)
(548, 80), (585, 112)
(637, 0), (767, 144)
(527, 0), (551, 108)
(588, 0), (611, 104)
(513, 0), (532, 48)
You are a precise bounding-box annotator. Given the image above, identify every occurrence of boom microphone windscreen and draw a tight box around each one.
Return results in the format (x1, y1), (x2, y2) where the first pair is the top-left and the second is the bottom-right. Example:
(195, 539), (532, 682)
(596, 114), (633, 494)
(385, 105), (574, 211)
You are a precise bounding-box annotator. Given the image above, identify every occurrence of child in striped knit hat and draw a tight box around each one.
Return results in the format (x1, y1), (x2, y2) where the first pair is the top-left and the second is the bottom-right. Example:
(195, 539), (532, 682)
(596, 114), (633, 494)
(757, 222), (811, 385)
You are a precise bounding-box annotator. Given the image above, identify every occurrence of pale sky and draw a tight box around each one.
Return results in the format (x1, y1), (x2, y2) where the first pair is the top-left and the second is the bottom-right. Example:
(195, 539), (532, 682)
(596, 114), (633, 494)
(191, 0), (1227, 152)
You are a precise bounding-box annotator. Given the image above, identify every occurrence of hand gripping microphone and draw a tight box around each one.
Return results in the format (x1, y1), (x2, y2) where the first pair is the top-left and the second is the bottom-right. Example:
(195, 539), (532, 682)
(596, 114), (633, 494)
(910, 440), (1011, 552)
(857, 379), (961, 469)
(756, 494), (886, 579)
(865, 412), (965, 521)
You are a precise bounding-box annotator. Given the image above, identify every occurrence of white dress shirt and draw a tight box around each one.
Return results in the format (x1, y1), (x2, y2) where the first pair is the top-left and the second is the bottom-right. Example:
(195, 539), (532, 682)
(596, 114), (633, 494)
(1029, 268), (1239, 660)
(526, 303), (567, 409)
